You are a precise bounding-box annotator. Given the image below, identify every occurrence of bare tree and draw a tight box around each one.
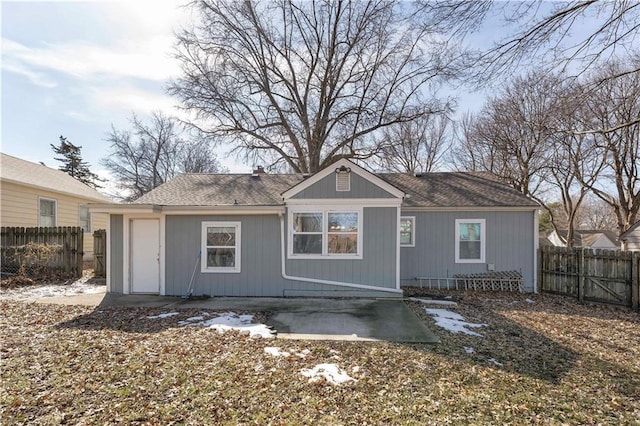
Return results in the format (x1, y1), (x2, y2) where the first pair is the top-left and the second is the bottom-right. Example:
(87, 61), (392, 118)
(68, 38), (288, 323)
(103, 111), (225, 201)
(452, 72), (559, 197)
(577, 196), (619, 230)
(170, 0), (465, 173)
(375, 114), (450, 174)
(452, 72), (606, 246)
(575, 59), (640, 239)
(462, 1), (640, 83)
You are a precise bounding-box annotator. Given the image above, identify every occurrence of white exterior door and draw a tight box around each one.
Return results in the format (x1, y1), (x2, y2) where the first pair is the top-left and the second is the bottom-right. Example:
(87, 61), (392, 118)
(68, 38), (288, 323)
(131, 219), (160, 294)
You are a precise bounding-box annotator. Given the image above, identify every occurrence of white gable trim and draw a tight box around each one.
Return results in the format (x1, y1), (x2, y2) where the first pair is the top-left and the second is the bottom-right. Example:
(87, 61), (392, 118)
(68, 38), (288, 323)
(282, 158), (405, 200)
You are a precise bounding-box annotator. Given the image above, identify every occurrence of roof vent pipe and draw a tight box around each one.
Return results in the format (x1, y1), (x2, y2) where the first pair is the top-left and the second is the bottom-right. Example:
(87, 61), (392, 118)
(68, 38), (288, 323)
(252, 166), (265, 177)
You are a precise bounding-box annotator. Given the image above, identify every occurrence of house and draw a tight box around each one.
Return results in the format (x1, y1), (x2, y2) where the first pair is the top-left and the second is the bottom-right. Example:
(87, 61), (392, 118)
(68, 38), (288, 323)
(620, 221), (640, 251)
(0, 153), (111, 260)
(547, 229), (619, 249)
(91, 159), (539, 297)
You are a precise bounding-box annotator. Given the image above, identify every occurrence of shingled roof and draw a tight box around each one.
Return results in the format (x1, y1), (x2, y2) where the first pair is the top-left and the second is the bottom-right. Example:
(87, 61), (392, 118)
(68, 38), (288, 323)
(0, 152), (111, 202)
(132, 170), (537, 208)
(380, 172), (538, 208)
(133, 174), (304, 206)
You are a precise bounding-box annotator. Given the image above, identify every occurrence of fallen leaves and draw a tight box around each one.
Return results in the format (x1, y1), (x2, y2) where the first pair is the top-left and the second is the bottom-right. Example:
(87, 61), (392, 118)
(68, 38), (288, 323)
(1, 291), (639, 424)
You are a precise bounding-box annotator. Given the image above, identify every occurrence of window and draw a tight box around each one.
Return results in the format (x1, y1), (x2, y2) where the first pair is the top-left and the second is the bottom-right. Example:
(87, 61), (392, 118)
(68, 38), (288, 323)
(39, 198), (57, 227)
(292, 213), (323, 254)
(455, 219), (485, 263)
(289, 208), (362, 258)
(201, 222), (241, 273)
(400, 216), (415, 247)
(328, 212), (358, 254)
(79, 205), (91, 233)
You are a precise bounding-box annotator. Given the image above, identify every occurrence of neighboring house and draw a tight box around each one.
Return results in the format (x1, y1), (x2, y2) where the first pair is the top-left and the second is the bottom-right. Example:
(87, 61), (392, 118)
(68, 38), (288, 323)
(0, 153), (111, 260)
(547, 229), (619, 249)
(92, 159), (539, 297)
(620, 221), (640, 251)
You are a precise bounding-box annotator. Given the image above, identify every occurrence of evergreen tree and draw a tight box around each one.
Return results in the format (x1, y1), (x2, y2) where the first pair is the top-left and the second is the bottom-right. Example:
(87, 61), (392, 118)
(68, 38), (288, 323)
(51, 136), (102, 189)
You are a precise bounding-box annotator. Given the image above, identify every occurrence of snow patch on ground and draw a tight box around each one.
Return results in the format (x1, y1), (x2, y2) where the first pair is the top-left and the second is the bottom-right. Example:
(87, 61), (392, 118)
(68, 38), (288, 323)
(425, 308), (487, 337)
(489, 358), (503, 367)
(179, 311), (275, 339)
(464, 346), (475, 354)
(301, 363), (356, 385)
(0, 275), (106, 300)
(264, 347), (310, 358)
(147, 312), (180, 319)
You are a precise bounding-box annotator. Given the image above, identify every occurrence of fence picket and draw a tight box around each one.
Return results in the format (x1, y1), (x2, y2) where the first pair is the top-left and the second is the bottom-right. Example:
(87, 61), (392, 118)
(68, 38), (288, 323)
(539, 246), (638, 310)
(0, 226), (84, 278)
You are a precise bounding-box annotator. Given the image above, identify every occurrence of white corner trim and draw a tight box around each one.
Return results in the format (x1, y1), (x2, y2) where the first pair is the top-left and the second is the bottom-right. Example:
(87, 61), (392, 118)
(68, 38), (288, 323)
(106, 215), (111, 293)
(282, 158), (405, 199)
(396, 208), (401, 290)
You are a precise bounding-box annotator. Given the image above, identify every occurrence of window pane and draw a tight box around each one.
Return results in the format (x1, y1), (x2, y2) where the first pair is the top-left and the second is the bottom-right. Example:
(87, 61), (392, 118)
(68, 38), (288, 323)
(79, 206), (91, 232)
(328, 213), (358, 232)
(459, 241), (481, 259)
(400, 232), (412, 245)
(40, 215), (55, 227)
(40, 200), (55, 216)
(328, 234), (357, 254)
(400, 218), (413, 245)
(207, 227), (236, 246)
(459, 223), (480, 241)
(293, 234), (322, 254)
(293, 213), (322, 232)
(207, 248), (236, 267)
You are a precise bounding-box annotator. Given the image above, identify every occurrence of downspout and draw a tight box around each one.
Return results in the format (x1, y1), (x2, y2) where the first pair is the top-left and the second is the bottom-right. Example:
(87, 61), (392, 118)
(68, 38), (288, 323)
(279, 213), (402, 294)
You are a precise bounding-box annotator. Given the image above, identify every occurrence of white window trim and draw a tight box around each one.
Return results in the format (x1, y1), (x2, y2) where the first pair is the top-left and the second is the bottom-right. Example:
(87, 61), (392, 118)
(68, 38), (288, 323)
(38, 197), (57, 227)
(79, 205), (92, 233)
(400, 216), (415, 247)
(201, 221), (241, 273)
(288, 206), (363, 260)
(455, 219), (485, 263)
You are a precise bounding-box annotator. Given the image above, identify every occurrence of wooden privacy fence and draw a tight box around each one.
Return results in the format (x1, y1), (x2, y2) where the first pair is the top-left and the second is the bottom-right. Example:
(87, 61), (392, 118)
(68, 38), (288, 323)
(0, 226), (84, 278)
(538, 246), (639, 310)
(93, 229), (106, 277)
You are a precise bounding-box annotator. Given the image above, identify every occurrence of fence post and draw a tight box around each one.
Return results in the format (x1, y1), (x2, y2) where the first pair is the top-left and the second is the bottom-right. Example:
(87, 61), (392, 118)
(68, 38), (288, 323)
(632, 252), (639, 311)
(63, 227), (72, 274)
(578, 248), (585, 304)
(537, 246), (543, 294)
(76, 229), (84, 277)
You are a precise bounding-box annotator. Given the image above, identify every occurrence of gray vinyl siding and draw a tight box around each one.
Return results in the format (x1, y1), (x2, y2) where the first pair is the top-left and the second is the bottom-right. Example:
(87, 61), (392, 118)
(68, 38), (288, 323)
(109, 214), (124, 293)
(292, 172), (395, 199)
(285, 207), (397, 289)
(400, 210), (536, 291)
(164, 212), (398, 297)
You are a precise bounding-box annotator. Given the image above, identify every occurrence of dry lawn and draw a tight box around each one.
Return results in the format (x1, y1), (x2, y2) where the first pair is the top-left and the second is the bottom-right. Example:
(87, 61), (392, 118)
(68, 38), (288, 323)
(1, 291), (639, 425)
